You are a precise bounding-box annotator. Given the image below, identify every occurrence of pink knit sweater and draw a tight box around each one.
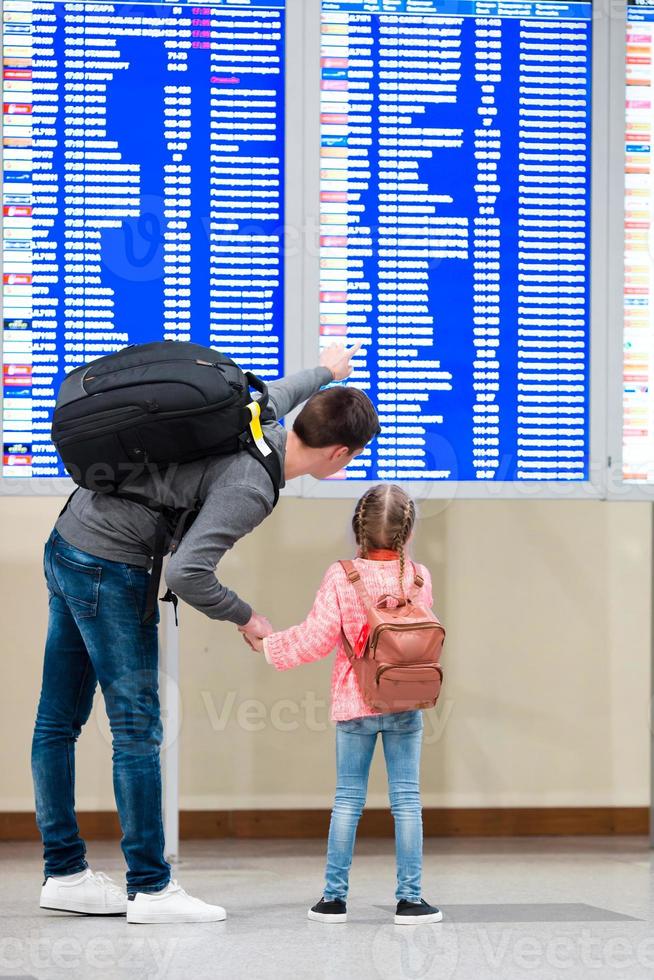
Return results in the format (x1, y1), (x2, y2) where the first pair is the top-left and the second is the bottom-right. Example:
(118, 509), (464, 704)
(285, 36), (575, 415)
(263, 557), (434, 721)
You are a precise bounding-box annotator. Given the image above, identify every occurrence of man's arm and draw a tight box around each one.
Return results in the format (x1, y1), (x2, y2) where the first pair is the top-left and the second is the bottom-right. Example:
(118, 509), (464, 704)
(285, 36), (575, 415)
(164, 481), (272, 625)
(265, 366), (333, 421)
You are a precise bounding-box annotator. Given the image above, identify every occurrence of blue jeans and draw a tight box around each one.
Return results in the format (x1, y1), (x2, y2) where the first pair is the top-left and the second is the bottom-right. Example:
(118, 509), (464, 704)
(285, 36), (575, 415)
(324, 710), (423, 903)
(31, 528), (171, 894)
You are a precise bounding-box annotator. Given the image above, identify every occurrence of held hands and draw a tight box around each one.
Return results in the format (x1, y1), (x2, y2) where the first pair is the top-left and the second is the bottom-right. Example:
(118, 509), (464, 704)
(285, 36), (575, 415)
(320, 340), (362, 382)
(238, 611), (273, 654)
(244, 634), (265, 654)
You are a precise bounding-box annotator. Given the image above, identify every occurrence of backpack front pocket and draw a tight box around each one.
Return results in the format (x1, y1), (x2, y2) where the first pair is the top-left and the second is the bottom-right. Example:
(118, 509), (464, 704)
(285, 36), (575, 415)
(372, 663), (443, 712)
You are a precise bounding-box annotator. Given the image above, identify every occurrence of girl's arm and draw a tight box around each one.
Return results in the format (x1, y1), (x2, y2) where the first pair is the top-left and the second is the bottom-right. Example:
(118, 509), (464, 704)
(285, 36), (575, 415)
(263, 564), (343, 671)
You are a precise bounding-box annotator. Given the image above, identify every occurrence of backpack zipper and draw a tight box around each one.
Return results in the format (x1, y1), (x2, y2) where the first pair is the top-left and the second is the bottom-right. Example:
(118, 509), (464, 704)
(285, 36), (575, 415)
(370, 621), (444, 652)
(84, 357), (233, 391)
(375, 662), (443, 685)
(55, 393), (244, 446)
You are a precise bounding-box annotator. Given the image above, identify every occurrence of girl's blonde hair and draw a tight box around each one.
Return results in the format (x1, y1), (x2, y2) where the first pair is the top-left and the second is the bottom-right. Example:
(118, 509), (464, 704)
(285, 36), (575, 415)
(352, 484), (416, 599)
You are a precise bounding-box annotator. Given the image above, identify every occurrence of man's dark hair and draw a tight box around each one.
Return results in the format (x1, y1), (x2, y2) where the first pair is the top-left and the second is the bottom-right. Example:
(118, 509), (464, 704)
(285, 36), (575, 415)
(293, 386), (380, 452)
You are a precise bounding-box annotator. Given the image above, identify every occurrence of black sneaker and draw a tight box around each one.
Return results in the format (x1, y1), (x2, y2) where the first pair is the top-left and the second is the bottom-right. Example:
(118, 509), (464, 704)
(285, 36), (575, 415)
(395, 898), (443, 925)
(308, 897), (347, 923)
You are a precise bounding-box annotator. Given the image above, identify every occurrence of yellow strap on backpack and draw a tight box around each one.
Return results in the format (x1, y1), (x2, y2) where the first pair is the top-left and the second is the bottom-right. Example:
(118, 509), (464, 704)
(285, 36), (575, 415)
(247, 400), (272, 457)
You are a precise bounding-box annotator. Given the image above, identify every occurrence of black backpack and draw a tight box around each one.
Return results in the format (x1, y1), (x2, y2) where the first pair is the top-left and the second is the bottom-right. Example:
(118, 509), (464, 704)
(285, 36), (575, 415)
(51, 340), (282, 625)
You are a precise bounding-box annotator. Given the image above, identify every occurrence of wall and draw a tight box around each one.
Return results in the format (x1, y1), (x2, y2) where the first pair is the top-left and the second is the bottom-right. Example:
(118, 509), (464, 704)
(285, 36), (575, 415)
(0, 494), (650, 812)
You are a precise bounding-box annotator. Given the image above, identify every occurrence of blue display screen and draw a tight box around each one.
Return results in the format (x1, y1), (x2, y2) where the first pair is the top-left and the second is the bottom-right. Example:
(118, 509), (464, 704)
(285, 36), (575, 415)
(2, 0), (285, 478)
(319, 0), (593, 482)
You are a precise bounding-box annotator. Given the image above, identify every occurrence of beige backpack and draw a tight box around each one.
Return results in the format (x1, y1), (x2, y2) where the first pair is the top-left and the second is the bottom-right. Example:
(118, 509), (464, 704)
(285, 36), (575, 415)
(339, 559), (446, 714)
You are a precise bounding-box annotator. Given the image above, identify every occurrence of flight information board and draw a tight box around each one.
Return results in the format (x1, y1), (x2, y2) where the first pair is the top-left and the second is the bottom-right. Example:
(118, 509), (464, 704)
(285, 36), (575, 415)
(319, 0), (593, 483)
(2, 0), (285, 479)
(623, 0), (654, 483)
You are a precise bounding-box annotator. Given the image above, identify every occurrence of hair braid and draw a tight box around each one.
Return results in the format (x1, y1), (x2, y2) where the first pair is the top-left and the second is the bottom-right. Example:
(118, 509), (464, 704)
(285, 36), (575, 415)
(395, 496), (414, 600)
(356, 493), (369, 557)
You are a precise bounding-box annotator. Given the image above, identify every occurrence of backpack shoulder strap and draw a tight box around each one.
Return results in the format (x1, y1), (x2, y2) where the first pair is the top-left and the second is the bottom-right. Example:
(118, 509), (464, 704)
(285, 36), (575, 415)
(338, 560), (370, 663)
(57, 486), (80, 518)
(339, 627), (355, 661)
(407, 561), (425, 602)
(112, 487), (203, 628)
(338, 559), (372, 608)
(241, 432), (281, 507)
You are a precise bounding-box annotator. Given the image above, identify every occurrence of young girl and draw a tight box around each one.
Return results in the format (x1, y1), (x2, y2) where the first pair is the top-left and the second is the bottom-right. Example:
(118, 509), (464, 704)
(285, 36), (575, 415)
(252, 483), (442, 926)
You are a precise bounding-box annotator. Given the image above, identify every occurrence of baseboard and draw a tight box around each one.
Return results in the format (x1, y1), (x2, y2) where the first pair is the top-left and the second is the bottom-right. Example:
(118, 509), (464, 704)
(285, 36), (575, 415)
(0, 807), (648, 841)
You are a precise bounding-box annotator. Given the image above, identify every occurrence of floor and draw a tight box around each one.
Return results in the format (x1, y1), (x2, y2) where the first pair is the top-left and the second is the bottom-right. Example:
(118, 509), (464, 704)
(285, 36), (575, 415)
(1, 836), (652, 980)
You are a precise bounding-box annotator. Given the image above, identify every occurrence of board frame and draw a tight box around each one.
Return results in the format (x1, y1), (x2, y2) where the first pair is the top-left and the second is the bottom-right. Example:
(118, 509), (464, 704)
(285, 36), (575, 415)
(300, 0), (611, 501)
(604, 0), (654, 501)
(0, 0), (303, 498)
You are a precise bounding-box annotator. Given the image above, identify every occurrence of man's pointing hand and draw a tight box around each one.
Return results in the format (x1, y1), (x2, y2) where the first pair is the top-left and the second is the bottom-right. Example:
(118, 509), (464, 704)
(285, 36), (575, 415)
(320, 340), (362, 382)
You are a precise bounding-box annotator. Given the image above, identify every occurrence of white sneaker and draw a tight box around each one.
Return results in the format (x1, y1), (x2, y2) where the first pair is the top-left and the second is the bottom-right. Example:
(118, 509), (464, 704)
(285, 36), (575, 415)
(127, 879), (226, 924)
(40, 869), (127, 915)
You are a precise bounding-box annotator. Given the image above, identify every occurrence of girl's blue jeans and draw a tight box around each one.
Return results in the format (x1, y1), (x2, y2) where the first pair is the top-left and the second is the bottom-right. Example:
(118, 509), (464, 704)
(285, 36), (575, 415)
(324, 710), (423, 903)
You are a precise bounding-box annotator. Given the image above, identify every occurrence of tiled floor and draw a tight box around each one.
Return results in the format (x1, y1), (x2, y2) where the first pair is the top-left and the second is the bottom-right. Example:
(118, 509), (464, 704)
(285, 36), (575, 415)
(0, 836), (651, 979)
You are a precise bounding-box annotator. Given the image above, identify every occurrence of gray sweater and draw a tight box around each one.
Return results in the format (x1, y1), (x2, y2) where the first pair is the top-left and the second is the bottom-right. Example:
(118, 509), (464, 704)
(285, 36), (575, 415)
(55, 366), (333, 626)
